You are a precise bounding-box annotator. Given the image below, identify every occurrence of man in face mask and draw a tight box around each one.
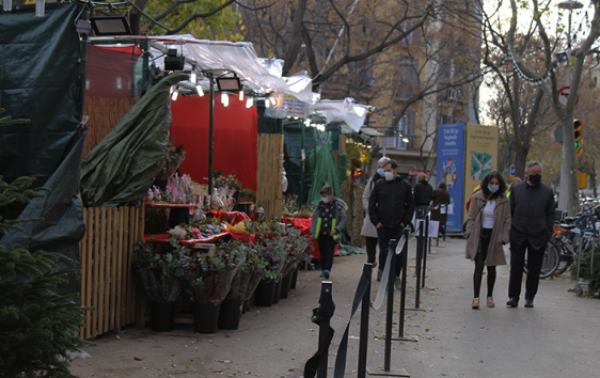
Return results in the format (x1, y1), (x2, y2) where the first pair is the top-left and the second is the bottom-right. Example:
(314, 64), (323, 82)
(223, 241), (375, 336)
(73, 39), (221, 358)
(507, 161), (556, 308)
(368, 160), (415, 285)
(360, 157), (390, 269)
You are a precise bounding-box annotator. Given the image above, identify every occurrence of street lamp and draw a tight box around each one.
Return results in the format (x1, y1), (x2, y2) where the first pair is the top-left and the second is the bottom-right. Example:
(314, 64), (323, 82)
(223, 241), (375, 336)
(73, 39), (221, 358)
(557, 1), (584, 50)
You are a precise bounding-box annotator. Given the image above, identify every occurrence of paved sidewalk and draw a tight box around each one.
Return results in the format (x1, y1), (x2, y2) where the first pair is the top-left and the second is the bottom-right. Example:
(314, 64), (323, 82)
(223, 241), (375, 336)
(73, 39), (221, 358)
(71, 237), (600, 377)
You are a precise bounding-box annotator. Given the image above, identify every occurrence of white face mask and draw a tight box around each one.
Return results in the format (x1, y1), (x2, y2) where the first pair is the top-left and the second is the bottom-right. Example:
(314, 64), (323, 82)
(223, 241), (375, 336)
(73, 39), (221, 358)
(321, 196), (331, 203)
(384, 171), (395, 181)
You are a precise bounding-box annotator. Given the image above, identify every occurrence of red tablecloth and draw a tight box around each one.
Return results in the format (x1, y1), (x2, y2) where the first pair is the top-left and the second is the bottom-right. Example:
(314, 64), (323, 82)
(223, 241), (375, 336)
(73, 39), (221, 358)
(208, 210), (250, 225)
(282, 217), (339, 259)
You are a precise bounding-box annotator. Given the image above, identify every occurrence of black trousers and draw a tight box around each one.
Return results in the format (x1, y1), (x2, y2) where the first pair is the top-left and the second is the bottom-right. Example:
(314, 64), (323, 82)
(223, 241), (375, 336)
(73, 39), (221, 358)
(508, 239), (546, 301)
(365, 237), (378, 264)
(318, 234), (335, 271)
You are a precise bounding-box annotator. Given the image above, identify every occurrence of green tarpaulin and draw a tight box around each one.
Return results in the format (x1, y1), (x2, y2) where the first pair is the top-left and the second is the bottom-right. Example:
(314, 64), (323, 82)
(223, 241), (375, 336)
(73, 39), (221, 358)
(80, 73), (188, 207)
(307, 140), (341, 205)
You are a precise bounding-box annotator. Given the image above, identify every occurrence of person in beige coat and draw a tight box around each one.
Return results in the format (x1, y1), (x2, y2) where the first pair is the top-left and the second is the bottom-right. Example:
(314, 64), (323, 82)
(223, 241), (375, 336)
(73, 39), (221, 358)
(465, 171), (511, 309)
(360, 157), (390, 268)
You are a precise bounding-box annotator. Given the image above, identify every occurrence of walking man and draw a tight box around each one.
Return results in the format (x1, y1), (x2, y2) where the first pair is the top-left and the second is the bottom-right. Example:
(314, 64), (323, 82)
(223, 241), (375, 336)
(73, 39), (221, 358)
(507, 161), (555, 308)
(413, 172), (433, 219)
(369, 159), (415, 286)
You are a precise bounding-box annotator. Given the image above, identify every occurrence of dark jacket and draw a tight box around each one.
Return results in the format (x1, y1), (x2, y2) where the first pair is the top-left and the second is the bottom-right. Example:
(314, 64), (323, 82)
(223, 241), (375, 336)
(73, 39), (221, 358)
(509, 181), (556, 250)
(369, 176), (415, 228)
(413, 180), (433, 206)
(310, 197), (347, 242)
(430, 188), (450, 222)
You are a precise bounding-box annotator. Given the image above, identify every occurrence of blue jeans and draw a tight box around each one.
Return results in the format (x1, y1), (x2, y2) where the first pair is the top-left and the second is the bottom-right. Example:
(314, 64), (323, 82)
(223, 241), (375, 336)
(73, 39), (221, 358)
(377, 225), (405, 277)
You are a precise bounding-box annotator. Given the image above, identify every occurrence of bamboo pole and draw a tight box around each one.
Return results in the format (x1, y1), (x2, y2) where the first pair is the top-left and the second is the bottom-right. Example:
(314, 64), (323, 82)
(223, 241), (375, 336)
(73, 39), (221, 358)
(91, 208), (100, 337)
(85, 208), (93, 339)
(120, 208), (129, 325)
(126, 207), (137, 324)
(115, 207), (124, 329)
(79, 208), (89, 339)
(97, 207), (107, 335)
(137, 203), (146, 327)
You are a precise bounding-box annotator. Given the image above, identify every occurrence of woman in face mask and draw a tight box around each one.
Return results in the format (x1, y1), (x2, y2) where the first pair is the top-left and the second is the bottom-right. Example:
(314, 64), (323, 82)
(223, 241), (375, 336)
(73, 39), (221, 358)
(464, 171), (511, 309)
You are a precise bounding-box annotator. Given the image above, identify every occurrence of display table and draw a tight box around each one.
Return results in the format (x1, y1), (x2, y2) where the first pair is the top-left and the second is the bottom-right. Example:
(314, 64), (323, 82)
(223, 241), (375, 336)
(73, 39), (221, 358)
(282, 217), (339, 259)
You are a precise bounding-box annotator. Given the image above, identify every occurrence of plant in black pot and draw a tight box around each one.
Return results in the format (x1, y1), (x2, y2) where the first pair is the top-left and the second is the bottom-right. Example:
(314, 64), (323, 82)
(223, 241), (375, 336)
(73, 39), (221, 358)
(280, 229), (313, 298)
(184, 243), (243, 333)
(133, 239), (189, 332)
(254, 236), (288, 305)
(221, 243), (268, 329)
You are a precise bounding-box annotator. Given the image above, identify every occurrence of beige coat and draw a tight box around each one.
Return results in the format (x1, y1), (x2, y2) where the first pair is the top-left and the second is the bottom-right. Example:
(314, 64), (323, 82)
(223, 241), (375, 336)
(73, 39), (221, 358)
(465, 190), (511, 266)
(360, 176), (379, 238)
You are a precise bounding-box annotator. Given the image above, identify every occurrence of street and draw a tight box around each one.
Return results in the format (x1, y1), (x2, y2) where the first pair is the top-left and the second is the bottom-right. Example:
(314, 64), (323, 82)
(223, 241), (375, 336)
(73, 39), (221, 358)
(71, 237), (600, 378)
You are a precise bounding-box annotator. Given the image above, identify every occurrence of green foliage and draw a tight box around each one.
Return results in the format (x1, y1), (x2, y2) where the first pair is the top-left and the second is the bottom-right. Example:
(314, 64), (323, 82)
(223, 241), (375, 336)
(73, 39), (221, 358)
(0, 176), (90, 378)
(0, 108), (30, 127)
(345, 142), (372, 173)
(570, 251), (600, 298)
(142, 0), (244, 41)
(228, 243), (268, 301)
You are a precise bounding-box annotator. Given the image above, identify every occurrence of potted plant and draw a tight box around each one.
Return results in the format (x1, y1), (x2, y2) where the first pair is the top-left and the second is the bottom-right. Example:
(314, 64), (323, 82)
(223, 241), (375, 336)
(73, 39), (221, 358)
(253, 236), (288, 305)
(280, 230), (312, 299)
(133, 240), (189, 332)
(184, 243), (243, 333)
(220, 244), (268, 329)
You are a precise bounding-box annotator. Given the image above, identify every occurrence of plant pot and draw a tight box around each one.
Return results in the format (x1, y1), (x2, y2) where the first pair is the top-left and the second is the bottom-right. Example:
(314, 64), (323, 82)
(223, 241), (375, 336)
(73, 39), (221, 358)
(290, 266), (299, 289)
(192, 303), (221, 334)
(218, 298), (243, 330)
(272, 279), (283, 304)
(280, 273), (293, 299)
(149, 301), (176, 332)
(255, 279), (276, 307)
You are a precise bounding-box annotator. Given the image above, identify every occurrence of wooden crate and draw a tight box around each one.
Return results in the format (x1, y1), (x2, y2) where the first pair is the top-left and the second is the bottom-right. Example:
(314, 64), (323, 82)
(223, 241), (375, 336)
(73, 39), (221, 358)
(256, 134), (284, 218)
(79, 205), (145, 339)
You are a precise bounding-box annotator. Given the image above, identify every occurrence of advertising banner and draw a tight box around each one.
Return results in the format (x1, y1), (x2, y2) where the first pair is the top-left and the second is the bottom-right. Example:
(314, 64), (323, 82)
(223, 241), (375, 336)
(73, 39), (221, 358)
(463, 124), (499, 222)
(437, 124), (465, 232)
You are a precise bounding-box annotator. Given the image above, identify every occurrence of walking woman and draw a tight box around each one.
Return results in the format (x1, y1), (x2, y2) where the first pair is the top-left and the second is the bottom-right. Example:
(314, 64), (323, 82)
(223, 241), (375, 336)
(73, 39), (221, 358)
(465, 171), (511, 309)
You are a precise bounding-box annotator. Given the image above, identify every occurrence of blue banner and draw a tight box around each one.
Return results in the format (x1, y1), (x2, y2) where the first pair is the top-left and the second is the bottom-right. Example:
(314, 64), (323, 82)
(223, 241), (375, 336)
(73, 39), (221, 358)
(437, 124), (465, 232)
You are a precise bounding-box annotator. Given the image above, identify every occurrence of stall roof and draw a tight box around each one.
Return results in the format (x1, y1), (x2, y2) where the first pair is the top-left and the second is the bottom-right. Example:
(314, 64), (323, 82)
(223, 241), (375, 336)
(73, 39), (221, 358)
(310, 98), (375, 133)
(100, 35), (314, 103)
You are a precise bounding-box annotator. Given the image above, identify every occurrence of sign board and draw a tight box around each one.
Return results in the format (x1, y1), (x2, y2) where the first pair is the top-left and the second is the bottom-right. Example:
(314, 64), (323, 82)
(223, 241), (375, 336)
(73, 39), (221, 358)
(265, 93), (310, 118)
(557, 86), (580, 108)
(379, 136), (396, 148)
(578, 172), (587, 189)
(463, 124), (499, 224)
(415, 219), (440, 238)
(437, 124), (465, 232)
(408, 169), (432, 176)
(509, 165), (516, 181)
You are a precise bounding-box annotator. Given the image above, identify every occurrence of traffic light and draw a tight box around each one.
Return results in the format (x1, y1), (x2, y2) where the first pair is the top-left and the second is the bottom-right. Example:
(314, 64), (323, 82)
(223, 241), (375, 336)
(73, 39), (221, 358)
(574, 119), (583, 157)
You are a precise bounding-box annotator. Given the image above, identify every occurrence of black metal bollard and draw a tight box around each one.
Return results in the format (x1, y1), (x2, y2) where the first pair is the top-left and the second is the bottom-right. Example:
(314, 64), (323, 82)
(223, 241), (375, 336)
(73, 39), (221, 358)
(357, 263), (372, 378)
(422, 216), (429, 288)
(367, 238), (410, 377)
(303, 281), (335, 378)
(413, 223), (424, 309)
(393, 229), (417, 342)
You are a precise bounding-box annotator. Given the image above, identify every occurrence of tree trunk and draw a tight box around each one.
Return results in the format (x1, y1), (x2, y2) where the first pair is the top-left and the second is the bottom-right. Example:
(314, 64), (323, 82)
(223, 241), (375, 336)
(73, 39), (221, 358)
(129, 0), (149, 35)
(592, 163), (597, 198)
(514, 145), (528, 180)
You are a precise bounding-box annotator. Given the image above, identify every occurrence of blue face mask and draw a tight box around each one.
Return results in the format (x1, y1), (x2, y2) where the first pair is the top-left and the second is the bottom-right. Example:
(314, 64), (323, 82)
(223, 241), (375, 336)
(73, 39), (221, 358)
(488, 184), (499, 193)
(377, 168), (385, 176)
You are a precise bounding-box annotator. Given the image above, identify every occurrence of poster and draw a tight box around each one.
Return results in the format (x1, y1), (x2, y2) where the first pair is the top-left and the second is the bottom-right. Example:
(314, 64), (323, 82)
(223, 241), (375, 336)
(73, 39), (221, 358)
(437, 124), (464, 232)
(463, 124), (499, 222)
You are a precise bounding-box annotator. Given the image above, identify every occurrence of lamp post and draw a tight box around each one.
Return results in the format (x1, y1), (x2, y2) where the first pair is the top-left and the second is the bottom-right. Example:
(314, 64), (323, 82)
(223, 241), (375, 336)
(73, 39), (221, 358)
(557, 0), (583, 212)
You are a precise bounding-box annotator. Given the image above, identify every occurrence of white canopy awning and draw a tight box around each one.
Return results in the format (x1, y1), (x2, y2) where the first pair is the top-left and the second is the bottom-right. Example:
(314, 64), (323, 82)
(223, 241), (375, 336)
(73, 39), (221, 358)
(310, 98), (375, 132)
(103, 35), (314, 103)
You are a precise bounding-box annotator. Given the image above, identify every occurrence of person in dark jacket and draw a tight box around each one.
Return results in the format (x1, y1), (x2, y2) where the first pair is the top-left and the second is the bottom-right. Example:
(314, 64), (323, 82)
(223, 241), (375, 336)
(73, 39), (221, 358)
(431, 182), (451, 239)
(369, 159), (415, 284)
(413, 172), (433, 219)
(310, 185), (347, 279)
(507, 161), (555, 308)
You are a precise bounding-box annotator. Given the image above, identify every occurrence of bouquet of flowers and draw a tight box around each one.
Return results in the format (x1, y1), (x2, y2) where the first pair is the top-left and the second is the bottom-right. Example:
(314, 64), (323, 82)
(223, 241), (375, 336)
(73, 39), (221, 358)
(254, 235), (289, 280)
(184, 242), (245, 305)
(132, 239), (190, 302)
(282, 229), (313, 275)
